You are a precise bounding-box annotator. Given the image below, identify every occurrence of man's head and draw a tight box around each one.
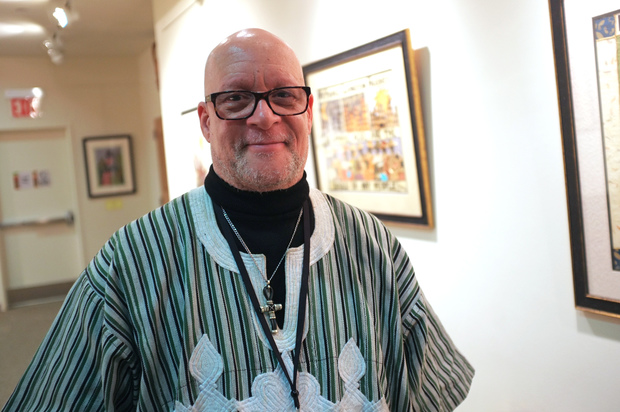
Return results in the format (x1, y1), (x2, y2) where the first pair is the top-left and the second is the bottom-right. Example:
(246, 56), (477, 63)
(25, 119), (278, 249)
(197, 28), (313, 192)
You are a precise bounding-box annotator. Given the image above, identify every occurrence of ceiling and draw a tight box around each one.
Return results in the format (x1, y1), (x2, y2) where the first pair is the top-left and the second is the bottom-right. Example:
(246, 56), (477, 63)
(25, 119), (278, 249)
(0, 0), (155, 59)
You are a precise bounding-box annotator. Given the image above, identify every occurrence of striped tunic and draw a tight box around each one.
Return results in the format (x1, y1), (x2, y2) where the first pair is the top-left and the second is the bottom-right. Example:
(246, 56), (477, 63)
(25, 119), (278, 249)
(3, 187), (473, 411)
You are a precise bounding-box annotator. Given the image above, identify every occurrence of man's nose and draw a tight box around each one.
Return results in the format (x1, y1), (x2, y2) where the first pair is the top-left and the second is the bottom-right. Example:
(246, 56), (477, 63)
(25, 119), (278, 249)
(247, 98), (280, 129)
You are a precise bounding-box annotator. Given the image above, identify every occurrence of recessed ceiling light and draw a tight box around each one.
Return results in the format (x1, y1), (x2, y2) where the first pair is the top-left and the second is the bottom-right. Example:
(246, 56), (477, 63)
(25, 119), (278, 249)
(0, 0), (48, 3)
(0, 23), (24, 35)
(0, 22), (44, 37)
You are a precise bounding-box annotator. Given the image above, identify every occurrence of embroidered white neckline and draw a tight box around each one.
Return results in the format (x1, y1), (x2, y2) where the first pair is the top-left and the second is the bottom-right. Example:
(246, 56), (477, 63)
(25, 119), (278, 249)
(190, 187), (335, 351)
(174, 335), (388, 412)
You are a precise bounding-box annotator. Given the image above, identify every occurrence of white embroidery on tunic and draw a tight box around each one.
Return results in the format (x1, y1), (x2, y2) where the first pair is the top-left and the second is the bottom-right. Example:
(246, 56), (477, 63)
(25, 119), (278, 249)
(175, 335), (388, 412)
(174, 336), (237, 412)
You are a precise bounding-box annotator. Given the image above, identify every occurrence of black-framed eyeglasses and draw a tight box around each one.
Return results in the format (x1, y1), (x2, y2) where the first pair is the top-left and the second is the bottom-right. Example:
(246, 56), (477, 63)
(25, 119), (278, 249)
(206, 86), (311, 120)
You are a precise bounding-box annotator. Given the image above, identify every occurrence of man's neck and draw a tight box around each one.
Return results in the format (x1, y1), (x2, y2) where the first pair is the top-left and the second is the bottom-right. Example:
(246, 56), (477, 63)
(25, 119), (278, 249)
(204, 166), (309, 219)
(204, 166), (313, 328)
(203, 166), (311, 256)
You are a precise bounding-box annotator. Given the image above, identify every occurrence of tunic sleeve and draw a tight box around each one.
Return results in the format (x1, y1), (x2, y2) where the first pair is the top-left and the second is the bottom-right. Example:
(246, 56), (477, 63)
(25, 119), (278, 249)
(2, 239), (141, 412)
(403, 293), (474, 411)
(397, 255), (475, 411)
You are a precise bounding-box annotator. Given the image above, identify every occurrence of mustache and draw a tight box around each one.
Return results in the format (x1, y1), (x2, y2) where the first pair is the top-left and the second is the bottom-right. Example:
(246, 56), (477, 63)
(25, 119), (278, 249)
(236, 131), (293, 149)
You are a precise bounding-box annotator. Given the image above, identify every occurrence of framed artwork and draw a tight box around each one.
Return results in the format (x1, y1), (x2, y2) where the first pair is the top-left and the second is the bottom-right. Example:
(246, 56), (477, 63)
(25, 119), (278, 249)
(550, 0), (620, 317)
(304, 29), (433, 227)
(83, 134), (136, 198)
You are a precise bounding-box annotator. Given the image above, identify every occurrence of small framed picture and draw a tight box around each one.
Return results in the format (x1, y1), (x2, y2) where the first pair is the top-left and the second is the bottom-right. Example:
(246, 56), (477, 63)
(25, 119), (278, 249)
(83, 134), (136, 198)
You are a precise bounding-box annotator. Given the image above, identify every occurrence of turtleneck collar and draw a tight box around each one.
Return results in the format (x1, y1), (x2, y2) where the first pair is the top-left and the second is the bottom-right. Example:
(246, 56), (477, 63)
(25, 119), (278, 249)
(203, 166), (310, 218)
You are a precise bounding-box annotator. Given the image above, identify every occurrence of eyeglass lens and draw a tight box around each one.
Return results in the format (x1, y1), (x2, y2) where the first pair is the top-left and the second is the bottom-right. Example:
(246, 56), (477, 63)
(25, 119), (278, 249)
(213, 87), (308, 120)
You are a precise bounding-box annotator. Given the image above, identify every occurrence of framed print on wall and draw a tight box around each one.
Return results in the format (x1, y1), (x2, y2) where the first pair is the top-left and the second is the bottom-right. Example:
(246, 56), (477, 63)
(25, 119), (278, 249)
(83, 134), (136, 198)
(550, 0), (620, 317)
(304, 29), (433, 227)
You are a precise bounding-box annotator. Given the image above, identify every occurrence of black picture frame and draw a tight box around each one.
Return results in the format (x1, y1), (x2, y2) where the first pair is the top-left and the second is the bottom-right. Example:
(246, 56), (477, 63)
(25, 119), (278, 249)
(549, 0), (620, 317)
(83, 134), (136, 198)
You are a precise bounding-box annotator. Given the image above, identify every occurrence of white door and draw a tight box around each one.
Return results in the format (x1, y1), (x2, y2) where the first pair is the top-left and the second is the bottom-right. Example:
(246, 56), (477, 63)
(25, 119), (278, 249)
(0, 128), (83, 310)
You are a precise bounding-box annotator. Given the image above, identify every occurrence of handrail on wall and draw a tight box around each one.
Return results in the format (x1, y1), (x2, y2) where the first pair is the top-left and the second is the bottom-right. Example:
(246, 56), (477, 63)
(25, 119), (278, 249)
(0, 211), (74, 229)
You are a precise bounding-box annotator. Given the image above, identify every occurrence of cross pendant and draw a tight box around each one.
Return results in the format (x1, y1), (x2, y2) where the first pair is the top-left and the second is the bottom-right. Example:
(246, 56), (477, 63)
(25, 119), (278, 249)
(261, 284), (283, 333)
(261, 301), (283, 333)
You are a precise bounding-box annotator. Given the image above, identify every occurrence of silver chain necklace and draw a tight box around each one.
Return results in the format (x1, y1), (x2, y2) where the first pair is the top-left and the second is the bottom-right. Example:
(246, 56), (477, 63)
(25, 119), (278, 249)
(221, 207), (303, 332)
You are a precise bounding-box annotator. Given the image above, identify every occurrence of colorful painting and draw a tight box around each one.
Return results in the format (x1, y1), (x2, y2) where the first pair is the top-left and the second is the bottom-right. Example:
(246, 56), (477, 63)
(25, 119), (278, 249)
(316, 71), (408, 194)
(593, 10), (620, 270)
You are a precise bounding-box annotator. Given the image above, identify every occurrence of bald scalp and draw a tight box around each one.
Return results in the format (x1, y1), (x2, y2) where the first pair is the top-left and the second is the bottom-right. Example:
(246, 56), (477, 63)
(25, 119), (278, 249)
(204, 28), (304, 95)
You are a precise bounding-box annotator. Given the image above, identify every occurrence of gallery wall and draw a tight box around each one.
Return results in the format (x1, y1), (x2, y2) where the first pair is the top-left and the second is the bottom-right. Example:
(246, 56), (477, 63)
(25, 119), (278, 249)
(153, 0), (620, 409)
(0, 51), (162, 308)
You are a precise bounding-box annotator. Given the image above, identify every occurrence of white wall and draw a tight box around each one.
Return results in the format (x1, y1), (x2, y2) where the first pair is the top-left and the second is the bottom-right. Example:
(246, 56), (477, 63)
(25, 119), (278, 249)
(0, 53), (162, 268)
(153, 0), (620, 410)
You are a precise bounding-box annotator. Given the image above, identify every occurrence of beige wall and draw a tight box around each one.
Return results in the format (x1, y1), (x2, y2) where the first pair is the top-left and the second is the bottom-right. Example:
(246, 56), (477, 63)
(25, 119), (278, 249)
(0, 52), (162, 271)
(153, 0), (620, 410)
(152, 0), (187, 24)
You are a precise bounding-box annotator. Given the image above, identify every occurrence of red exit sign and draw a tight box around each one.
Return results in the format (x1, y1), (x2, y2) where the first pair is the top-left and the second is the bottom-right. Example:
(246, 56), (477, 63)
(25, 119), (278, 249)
(10, 97), (36, 118)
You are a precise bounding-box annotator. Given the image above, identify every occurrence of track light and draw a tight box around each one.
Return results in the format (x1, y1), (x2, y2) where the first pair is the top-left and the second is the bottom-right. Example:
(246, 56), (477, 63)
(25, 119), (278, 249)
(53, 7), (69, 28)
(43, 32), (64, 65)
(46, 1), (76, 63)
(52, 1), (75, 29)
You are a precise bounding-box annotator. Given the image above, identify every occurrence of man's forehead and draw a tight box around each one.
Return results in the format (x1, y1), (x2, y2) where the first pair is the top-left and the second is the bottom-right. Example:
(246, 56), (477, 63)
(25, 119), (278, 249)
(213, 65), (301, 91)
(205, 39), (303, 91)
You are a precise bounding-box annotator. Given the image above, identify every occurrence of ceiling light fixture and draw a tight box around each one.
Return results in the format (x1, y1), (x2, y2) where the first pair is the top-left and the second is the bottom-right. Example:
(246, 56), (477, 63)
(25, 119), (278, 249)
(45, 0), (75, 64)
(52, 7), (68, 28)
(43, 32), (64, 65)
(52, 0), (75, 29)
(0, 22), (45, 37)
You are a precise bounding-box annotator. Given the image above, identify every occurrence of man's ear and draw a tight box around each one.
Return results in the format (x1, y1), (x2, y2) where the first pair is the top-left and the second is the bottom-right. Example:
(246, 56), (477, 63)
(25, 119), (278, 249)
(306, 94), (314, 135)
(197, 101), (211, 142)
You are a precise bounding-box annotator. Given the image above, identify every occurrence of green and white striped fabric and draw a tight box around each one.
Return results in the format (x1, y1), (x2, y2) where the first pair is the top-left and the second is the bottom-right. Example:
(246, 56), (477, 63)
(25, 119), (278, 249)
(3, 187), (473, 411)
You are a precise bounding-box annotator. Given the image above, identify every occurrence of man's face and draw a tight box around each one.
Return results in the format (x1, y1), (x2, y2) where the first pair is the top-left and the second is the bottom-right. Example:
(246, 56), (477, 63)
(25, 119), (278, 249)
(197, 32), (313, 192)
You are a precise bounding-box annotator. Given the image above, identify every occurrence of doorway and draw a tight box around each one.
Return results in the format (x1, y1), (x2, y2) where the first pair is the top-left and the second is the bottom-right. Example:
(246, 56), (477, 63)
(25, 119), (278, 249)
(0, 128), (83, 310)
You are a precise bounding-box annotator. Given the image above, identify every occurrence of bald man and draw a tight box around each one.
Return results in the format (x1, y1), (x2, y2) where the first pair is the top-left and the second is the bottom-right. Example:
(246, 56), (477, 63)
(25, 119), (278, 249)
(3, 29), (473, 412)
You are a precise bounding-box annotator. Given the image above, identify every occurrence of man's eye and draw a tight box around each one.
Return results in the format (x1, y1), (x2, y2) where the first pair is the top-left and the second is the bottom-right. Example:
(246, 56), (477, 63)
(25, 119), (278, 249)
(224, 93), (248, 102)
(273, 91), (293, 99)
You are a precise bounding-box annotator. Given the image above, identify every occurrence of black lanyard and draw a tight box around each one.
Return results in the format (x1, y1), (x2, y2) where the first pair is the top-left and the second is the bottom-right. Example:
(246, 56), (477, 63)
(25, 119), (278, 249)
(214, 199), (311, 409)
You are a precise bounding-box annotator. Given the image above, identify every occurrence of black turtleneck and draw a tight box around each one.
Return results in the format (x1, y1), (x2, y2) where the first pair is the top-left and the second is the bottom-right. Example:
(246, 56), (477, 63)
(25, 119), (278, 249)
(204, 166), (314, 328)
